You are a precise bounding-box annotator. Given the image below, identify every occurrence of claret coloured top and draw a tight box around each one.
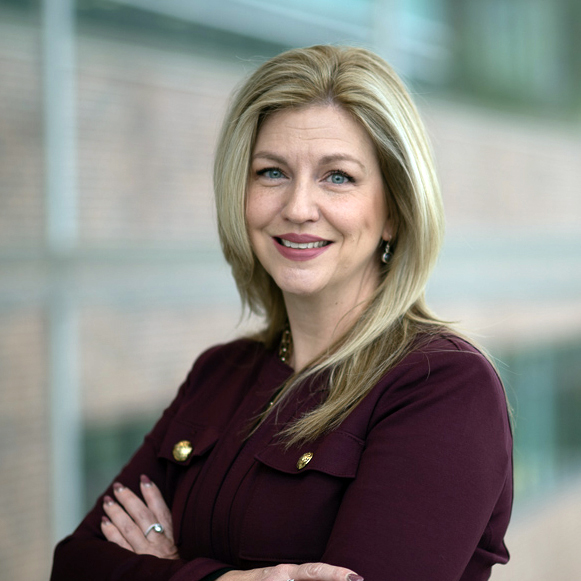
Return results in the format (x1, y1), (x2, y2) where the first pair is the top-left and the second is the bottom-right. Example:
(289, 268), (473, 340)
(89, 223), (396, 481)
(50, 333), (513, 581)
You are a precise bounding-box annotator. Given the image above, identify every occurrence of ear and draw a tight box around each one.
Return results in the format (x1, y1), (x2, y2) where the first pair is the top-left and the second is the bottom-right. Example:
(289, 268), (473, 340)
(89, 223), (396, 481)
(381, 217), (393, 242)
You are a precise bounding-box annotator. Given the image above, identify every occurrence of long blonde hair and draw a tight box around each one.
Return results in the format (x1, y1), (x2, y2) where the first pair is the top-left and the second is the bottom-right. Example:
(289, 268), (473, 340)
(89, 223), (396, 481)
(214, 45), (446, 445)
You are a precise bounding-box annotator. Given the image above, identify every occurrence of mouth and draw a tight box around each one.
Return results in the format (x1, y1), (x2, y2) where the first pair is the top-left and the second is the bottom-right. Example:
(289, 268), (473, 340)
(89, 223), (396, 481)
(276, 237), (331, 250)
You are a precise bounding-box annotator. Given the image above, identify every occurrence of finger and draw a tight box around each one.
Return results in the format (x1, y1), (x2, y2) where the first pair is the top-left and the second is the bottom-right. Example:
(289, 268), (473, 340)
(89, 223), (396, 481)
(139, 475), (174, 542)
(102, 493), (150, 552)
(112, 482), (157, 535)
(106, 486), (180, 559)
(100, 516), (134, 552)
(290, 562), (363, 581)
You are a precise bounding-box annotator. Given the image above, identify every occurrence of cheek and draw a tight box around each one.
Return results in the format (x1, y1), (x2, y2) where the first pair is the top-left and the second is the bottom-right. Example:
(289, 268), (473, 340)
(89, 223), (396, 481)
(245, 194), (264, 233)
(370, 197), (389, 238)
(246, 191), (277, 231)
(332, 203), (385, 244)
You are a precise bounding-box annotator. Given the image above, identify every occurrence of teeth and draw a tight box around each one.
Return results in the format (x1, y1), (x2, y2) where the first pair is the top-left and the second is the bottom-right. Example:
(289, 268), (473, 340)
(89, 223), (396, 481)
(280, 239), (328, 249)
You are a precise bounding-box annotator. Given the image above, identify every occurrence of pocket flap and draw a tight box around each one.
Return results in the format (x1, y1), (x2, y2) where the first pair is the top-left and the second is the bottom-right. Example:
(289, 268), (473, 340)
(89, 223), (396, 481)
(255, 430), (364, 478)
(158, 421), (220, 466)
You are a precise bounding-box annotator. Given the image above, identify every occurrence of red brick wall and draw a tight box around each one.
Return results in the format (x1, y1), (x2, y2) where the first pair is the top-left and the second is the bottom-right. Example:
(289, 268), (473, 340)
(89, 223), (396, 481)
(1, 14), (580, 581)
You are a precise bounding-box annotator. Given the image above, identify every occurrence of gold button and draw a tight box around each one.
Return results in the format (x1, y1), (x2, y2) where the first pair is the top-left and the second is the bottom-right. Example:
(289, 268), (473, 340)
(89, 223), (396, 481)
(172, 440), (193, 462)
(297, 451), (314, 470)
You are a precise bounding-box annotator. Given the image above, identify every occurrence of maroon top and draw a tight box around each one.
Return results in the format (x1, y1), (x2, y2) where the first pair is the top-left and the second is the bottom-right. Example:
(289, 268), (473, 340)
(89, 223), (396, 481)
(50, 334), (512, 581)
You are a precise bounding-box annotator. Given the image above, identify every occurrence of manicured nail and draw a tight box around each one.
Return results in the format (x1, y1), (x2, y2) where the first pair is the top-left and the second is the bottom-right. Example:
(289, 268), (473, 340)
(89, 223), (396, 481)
(140, 474), (152, 487)
(113, 482), (124, 493)
(101, 516), (111, 525)
(103, 495), (115, 506)
(347, 576), (364, 581)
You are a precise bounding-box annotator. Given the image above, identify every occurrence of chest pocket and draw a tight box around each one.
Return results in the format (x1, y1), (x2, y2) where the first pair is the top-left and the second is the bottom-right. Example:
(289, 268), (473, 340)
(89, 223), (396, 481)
(158, 421), (220, 466)
(239, 430), (364, 563)
(157, 421), (220, 542)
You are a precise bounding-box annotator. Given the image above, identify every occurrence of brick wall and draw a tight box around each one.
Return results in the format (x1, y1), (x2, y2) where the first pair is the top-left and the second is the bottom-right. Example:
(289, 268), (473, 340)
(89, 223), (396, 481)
(76, 36), (239, 245)
(425, 99), (581, 234)
(0, 19), (44, 248)
(1, 13), (580, 581)
(0, 309), (50, 581)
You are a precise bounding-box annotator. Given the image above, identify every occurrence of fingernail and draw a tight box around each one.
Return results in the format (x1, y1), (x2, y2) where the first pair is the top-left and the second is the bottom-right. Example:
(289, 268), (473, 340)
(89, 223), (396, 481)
(347, 576), (364, 581)
(140, 474), (152, 487)
(103, 495), (115, 506)
(101, 516), (111, 525)
(113, 482), (124, 493)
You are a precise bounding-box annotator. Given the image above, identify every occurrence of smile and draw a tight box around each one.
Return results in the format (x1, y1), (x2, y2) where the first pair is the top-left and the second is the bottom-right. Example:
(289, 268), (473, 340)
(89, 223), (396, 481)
(278, 238), (330, 250)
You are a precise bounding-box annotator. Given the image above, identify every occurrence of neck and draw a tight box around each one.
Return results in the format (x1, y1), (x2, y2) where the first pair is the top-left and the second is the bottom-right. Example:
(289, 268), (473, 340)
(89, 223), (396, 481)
(283, 291), (371, 372)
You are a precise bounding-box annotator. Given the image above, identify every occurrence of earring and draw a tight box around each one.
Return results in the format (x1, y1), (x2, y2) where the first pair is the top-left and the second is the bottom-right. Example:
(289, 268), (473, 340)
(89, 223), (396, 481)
(381, 240), (392, 264)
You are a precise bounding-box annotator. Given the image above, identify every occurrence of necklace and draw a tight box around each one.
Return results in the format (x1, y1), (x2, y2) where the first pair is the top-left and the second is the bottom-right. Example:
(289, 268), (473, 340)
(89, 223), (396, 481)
(278, 325), (292, 363)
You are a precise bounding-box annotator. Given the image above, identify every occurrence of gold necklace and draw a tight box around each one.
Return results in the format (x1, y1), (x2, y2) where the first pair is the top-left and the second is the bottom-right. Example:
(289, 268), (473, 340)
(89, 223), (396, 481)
(278, 325), (292, 363)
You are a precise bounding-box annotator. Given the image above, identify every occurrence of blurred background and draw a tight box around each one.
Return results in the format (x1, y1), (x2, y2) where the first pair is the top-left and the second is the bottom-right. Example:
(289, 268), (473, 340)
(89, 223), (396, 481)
(0, 0), (580, 579)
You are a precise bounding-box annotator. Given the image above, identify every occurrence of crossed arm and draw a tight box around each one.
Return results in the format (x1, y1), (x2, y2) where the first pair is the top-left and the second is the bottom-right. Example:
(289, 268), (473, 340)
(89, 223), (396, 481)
(52, 340), (512, 581)
(101, 474), (363, 581)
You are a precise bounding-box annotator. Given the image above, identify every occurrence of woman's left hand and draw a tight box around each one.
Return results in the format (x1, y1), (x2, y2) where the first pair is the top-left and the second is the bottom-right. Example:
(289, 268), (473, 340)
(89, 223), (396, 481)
(101, 474), (180, 560)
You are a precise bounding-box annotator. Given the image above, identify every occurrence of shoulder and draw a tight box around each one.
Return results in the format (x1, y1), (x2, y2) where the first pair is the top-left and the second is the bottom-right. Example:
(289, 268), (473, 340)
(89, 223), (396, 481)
(159, 338), (276, 430)
(185, 337), (271, 385)
(368, 331), (509, 437)
(384, 331), (502, 391)
(192, 337), (268, 368)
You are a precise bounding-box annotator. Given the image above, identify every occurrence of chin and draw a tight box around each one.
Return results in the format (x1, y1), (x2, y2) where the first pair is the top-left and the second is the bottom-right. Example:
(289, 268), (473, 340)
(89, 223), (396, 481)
(278, 283), (325, 298)
(272, 272), (327, 298)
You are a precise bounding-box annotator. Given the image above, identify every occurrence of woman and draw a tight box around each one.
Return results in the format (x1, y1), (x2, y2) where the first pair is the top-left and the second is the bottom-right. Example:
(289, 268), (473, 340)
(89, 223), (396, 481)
(50, 45), (512, 581)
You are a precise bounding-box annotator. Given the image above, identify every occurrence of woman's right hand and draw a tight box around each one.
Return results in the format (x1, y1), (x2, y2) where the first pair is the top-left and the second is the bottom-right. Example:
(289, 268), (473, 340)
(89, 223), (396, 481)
(100, 475), (179, 560)
(219, 563), (363, 581)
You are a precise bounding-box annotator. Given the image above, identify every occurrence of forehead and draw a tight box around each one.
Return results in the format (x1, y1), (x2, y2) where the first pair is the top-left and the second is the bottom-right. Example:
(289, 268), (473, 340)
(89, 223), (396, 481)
(253, 104), (376, 156)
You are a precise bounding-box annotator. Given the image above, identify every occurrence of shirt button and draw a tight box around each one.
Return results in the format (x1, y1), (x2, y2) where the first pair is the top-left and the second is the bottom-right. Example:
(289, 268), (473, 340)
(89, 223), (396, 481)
(172, 440), (193, 462)
(297, 451), (314, 470)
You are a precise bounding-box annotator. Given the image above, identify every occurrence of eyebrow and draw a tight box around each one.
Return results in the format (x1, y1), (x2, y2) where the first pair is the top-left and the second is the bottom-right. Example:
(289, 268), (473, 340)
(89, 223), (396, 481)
(252, 151), (366, 171)
(319, 154), (366, 171)
(252, 152), (287, 165)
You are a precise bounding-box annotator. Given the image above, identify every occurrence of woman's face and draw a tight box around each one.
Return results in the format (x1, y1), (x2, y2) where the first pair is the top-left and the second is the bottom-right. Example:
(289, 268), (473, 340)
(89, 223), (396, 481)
(246, 104), (392, 305)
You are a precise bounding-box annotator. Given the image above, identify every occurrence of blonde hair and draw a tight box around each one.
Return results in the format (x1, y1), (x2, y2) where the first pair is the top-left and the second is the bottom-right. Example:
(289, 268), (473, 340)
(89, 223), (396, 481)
(214, 45), (446, 445)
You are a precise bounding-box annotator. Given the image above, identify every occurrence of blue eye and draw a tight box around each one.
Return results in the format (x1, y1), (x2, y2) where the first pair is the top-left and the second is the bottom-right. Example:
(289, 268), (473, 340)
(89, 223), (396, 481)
(259, 168), (284, 179)
(328, 171), (351, 185)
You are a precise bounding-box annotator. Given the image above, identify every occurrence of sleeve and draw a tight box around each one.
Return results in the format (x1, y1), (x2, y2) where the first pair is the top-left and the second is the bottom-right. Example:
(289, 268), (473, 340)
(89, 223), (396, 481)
(320, 342), (513, 581)
(50, 345), (233, 581)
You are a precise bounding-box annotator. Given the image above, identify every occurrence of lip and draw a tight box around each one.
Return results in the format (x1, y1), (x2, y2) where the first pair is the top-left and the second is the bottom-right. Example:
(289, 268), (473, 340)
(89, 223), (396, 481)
(272, 233), (332, 262)
(277, 233), (327, 243)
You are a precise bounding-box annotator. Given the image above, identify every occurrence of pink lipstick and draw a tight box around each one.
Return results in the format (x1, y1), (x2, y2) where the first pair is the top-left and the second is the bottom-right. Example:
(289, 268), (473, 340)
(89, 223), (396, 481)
(273, 233), (332, 261)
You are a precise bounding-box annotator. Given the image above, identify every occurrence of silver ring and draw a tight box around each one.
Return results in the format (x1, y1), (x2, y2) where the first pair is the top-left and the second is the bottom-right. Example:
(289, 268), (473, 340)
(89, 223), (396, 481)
(144, 523), (164, 536)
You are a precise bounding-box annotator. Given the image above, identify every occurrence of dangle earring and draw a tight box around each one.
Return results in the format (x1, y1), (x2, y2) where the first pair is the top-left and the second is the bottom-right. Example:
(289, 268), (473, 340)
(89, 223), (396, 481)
(381, 240), (392, 264)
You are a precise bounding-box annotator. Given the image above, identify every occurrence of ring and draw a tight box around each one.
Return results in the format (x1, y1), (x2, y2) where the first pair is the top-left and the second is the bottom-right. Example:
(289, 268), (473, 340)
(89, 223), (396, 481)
(144, 523), (164, 536)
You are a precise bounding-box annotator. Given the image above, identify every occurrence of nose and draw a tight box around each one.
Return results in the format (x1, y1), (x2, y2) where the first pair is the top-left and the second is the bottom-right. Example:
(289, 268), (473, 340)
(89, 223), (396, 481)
(280, 179), (320, 223)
